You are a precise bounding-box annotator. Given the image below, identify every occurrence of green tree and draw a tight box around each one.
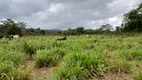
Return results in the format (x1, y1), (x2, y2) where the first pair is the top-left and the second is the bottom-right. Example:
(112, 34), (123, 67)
(66, 28), (77, 35)
(84, 29), (94, 34)
(115, 26), (123, 33)
(40, 30), (45, 35)
(99, 24), (113, 34)
(123, 3), (142, 32)
(17, 22), (27, 29)
(76, 27), (84, 35)
(100, 24), (113, 31)
(0, 19), (27, 35)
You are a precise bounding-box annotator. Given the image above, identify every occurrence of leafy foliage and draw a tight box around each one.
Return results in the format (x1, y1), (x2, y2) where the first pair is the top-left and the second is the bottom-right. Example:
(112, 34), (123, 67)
(123, 3), (142, 32)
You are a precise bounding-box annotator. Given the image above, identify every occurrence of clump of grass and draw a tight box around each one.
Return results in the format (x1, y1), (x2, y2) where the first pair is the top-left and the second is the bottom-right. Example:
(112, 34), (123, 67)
(53, 41), (67, 48)
(108, 59), (132, 73)
(0, 73), (12, 80)
(51, 52), (108, 80)
(93, 39), (98, 43)
(0, 62), (31, 80)
(54, 49), (66, 59)
(9, 65), (32, 80)
(119, 50), (142, 61)
(0, 48), (23, 66)
(0, 60), (13, 74)
(105, 51), (133, 73)
(22, 41), (36, 59)
(133, 69), (142, 80)
(35, 49), (66, 68)
(0, 48), (30, 80)
(52, 61), (89, 80)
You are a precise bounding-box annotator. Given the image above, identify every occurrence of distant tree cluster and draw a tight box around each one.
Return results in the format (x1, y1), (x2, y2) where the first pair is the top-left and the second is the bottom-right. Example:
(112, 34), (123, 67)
(0, 19), (46, 36)
(0, 19), (25, 36)
(64, 24), (114, 35)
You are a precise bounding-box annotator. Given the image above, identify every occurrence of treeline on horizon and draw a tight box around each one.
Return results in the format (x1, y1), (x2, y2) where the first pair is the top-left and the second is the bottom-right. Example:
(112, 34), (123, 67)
(0, 3), (142, 36)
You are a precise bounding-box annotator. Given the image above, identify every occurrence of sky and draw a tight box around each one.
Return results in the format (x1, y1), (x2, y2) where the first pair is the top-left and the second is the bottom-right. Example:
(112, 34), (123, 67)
(0, 0), (141, 30)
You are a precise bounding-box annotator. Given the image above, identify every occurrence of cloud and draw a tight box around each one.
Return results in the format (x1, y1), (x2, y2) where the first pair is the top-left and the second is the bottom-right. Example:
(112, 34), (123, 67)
(49, 3), (65, 13)
(0, 0), (141, 29)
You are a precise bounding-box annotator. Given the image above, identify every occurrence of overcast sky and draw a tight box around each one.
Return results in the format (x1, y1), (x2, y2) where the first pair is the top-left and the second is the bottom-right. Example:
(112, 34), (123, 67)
(0, 0), (141, 30)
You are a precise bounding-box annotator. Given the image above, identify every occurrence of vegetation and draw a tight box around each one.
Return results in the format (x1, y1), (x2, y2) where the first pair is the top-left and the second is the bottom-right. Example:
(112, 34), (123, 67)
(122, 3), (142, 32)
(0, 2), (142, 80)
(0, 35), (142, 80)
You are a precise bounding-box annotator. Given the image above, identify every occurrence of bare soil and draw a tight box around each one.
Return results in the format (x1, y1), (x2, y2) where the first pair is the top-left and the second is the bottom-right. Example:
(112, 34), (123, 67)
(89, 72), (132, 80)
(24, 59), (52, 80)
(24, 60), (133, 80)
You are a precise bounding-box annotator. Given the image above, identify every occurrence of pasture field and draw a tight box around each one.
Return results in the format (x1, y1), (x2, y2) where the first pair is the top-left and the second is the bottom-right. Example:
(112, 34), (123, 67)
(0, 34), (142, 80)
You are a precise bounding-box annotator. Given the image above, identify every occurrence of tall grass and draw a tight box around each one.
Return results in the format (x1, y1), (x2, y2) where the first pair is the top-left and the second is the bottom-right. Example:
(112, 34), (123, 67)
(35, 49), (66, 68)
(0, 35), (142, 80)
(51, 52), (108, 80)
(0, 48), (31, 80)
(133, 69), (142, 80)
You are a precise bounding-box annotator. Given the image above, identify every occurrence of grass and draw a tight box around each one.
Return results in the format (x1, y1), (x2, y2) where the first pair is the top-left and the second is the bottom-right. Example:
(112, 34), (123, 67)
(35, 49), (65, 68)
(0, 34), (142, 80)
(133, 69), (142, 80)
(51, 52), (108, 80)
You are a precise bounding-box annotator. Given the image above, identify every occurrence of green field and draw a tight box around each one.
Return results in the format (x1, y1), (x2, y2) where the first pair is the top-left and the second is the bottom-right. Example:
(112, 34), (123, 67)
(0, 35), (142, 80)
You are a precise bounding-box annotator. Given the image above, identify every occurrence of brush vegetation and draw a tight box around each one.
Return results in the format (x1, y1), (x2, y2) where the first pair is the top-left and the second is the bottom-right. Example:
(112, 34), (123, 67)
(0, 35), (142, 80)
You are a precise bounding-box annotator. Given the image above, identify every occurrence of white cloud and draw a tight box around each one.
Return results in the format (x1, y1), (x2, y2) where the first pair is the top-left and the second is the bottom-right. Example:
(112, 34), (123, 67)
(49, 3), (65, 13)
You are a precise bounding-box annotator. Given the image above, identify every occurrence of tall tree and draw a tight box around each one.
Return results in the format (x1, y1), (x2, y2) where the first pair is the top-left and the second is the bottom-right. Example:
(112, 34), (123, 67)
(123, 3), (142, 32)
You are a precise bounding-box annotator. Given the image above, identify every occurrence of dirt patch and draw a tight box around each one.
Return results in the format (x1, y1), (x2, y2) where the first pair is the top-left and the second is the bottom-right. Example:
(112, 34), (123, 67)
(24, 59), (53, 80)
(30, 67), (52, 79)
(89, 72), (132, 80)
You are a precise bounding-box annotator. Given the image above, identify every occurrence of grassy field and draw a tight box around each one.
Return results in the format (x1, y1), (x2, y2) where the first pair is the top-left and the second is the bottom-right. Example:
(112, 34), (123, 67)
(0, 34), (142, 80)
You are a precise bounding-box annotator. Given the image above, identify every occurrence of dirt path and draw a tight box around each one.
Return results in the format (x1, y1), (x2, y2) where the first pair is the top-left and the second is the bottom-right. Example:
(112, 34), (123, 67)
(24, 60), (132, 80)
(30, 67), (52, 80)
(89, 72), (132, 80)
(24, 60), (52, 80)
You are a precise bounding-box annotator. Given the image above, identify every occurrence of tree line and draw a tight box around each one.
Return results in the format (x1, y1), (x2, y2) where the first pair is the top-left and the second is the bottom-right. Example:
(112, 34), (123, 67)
(0, 19), (46, 36)
(0, 3), (141, 36)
